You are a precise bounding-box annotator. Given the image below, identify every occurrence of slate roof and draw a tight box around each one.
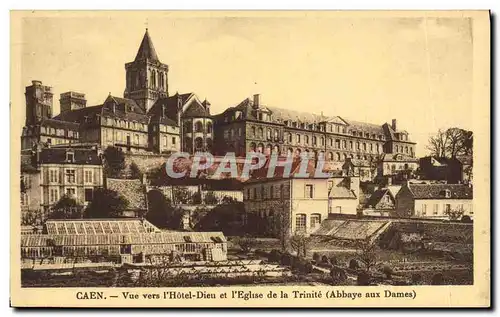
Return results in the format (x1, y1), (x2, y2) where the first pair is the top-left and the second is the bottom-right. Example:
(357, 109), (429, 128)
(455, 155), (473, 166)
(55, 95), (150, 124)
(247, 157), (334, 182)
(148, 96), (180, 126)
(344, 119), (385, 135)
(134, 29), (159, 62)
(408, 184), (473, 200)
(345, 158), (372, 167)
(38, 147), (102, 165)
(39, 118), (80, 130)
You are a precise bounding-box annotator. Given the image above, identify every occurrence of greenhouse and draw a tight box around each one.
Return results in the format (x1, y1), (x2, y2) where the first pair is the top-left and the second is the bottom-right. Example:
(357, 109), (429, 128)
(21, 219), (227, 263)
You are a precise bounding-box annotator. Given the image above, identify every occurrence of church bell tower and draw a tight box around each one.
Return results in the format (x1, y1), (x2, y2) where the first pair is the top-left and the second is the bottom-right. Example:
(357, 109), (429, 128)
(124, 29), (169, 112)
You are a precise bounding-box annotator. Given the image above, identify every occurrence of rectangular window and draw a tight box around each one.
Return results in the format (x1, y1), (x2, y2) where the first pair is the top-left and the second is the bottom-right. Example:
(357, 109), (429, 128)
(49, 188), (58, 203)
(84, 188), (93, 202)
(295, 214), (306, 233)
(422, 204), (427, 216)
(310, 214), (321, 229)
(172, 137), (176, 145)
(49, 169), (59, 183)
(433, 204), (439, 215)
(84, 170), (93, 184)
(305, 184), (314, 198)
(66, 188), (76, 198)
(336, 206), (342, 214)
(65, 169), (76, 184)
(66, 152), (74, 162)
(134, 134), (139, 145)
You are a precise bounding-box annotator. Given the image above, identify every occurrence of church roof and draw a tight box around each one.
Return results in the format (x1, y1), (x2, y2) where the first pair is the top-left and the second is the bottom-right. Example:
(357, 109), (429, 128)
(134, 29), (159, 62)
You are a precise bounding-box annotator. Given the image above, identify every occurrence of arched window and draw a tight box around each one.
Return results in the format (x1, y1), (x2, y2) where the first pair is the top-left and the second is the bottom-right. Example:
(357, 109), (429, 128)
(206, 122), (213, 134)
(259, 127), (264, 138)
(251, 126), (256, 136)
(206, 138), (213, 150)
(305, 135), (309, 144)
(250, 142), (256, 152)
(274, 129), (279, 140)
(195, 121), (203, 133)
(310, 213), (321, 230)
(267, 129), (272, 140)
(194, 137), (203, 150)
(336, 153), (341, 161)
(287, 132), (292, 143)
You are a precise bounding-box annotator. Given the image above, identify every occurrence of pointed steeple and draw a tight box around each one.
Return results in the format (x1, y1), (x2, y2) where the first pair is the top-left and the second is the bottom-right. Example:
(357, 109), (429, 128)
(134, 28), (159, 62)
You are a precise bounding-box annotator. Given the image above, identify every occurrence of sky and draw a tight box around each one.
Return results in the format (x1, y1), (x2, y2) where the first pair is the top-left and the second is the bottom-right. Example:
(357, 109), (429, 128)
(13, 12), (474, 157)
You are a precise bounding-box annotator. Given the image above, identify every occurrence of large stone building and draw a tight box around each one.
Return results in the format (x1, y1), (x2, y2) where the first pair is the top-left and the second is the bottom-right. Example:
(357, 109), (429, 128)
(21, 146), (104, 222)
(213, 94), (416, 165)
(20, 29), (211, 155)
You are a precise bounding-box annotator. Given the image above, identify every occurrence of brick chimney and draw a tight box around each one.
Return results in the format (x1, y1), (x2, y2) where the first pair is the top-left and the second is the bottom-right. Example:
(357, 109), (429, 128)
(392, 119), (397, 131)
(253, 94), (260, 108)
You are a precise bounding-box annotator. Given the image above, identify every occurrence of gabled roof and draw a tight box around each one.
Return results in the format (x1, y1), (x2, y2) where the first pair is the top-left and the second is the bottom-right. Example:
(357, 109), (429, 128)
(106, 178), (147, 211)
(407, 184), (473, 200)
(329, 186), (357, 199)
(365, 188), (394, 207)
(134, 29), (159, 62)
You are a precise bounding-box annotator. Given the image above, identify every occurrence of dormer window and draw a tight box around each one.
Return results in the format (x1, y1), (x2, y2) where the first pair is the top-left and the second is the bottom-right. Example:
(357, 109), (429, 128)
(444, 189), (451, 198)
(66, 152), (75, 162)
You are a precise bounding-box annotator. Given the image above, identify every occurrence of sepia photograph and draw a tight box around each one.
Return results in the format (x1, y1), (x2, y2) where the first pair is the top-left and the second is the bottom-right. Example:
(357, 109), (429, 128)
(10, 10), (490, 307)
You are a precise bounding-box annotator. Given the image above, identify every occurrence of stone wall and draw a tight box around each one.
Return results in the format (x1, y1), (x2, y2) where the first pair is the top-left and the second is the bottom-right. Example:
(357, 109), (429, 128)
(124, 152), (170, 173)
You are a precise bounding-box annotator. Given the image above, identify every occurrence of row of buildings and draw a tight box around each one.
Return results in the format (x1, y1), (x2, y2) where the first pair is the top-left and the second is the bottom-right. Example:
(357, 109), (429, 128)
(20, 28), (474, 237)
(21, 29), (416, 164)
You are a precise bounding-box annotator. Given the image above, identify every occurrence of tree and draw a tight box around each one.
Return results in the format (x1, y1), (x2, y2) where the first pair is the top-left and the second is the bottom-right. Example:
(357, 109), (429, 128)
(427, 129), (449, 157)
(84, 188), (129, 218)
(203, 191), (218, 205)
(50, 195), (82, 219)
(289, 233), (310, 258)
(129, 162), (142, 180)
(427, 128), (473, 158)
(173, 186), (190, 204)
(146, 190), (173, 228)
(234, 235), (257, 253)
(444, 206), (465, 221)
(355, 240), (378, 272)
(103, 146), (126, 178)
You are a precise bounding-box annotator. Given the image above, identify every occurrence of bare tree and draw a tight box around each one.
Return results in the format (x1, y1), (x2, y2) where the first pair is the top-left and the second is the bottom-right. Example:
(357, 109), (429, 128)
(427, 129), (449, 157)
(290, 233), (310, 258)
(427, 128), (473, 158)
(354, 239), (378, 272)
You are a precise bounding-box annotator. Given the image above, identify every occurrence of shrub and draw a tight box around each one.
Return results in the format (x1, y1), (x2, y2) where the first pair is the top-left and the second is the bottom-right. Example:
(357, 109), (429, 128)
(268, 249), (282, 263)
(329, 256), (338, 266)
(313, 252), (321, 263)
(357, 271), (371, 286)
(382, 265), (394, 279)
(431, 273), (444, 285)
(349, 259), (360, 270)
(321, 255), (329, 264)
(234, 236), (257, 253)
(411, 273), (422, 285)
(281, 253), (293, 266)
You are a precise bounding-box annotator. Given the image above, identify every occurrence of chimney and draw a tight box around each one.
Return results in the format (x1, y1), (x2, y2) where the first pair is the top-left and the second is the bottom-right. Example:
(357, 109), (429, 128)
(392, 119), (397, 131)
(253, 94), (260, 107)
(162, 104), (167, 118)
(387, 177), (392, 186)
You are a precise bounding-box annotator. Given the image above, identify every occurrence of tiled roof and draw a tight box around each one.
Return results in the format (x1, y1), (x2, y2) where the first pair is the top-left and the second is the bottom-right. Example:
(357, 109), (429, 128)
(54, 105), (103, 123)
(365, 188), (394, 207)
(183, 99), (210, 117)
(329, 185), (357, 199)
(344, 119), (385, 134)
(38, 147), (102, 165)
(380, 153), (418, 162)
(148, 96), (179, 126)
(106, 178), (147, 210)
(455, 155), (473, 166)
(408, 184), (473, 200)
(134, 29), (159, 62)
(39, 118), (80, 130)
